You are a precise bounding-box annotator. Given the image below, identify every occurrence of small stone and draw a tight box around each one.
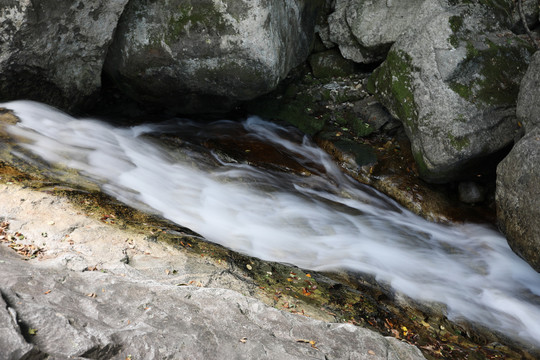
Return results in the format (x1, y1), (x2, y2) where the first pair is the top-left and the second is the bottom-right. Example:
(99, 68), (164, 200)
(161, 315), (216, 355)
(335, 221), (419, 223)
(458, 182), (485, 204)
(246, 264), (252, 271)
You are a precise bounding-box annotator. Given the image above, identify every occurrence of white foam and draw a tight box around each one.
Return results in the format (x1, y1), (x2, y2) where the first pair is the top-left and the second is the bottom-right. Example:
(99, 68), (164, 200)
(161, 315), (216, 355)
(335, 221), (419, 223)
(3, 100), (540, 346)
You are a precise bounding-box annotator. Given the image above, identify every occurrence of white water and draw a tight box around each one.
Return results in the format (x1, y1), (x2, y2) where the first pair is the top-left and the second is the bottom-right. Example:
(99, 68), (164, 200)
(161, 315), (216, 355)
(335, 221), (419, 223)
(3, 100), (540, 347)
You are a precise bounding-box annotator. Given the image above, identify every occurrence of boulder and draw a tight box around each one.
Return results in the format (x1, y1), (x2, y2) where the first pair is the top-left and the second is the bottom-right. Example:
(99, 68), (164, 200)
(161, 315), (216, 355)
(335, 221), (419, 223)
(327, 0), (446, 64)
(0, 0), (128, 111)
(517, 51), (540, 131)
(104, 0), (323, 113)
(496, 127), (540, 272)
(368, 3), (534, 182)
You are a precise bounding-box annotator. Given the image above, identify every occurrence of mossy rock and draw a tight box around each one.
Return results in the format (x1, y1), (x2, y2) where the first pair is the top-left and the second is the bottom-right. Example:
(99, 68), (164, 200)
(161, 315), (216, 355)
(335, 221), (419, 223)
(368, 7), (533, 183)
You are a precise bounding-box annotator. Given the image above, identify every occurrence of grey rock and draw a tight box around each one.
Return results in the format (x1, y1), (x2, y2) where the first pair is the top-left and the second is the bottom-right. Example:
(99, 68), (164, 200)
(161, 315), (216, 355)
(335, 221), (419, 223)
(496, 127), (540, 272)
(353, 96), (400, 132)
(517, 51), (540, 131)
(328, 0), (445, 64)
(105, 0), (322, 113)
(0, 0), (129, 111)
(0, 246), (426, 359)
(0, 293), (37, 360)
(309, 48), (358, 78)
(368, 5), (534, 182)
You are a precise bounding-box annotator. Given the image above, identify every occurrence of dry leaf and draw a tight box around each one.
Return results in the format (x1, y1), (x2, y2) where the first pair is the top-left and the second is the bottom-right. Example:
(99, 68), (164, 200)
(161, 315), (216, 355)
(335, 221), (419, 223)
(44, 290), (51, 295)
(240, 337), (248, 343)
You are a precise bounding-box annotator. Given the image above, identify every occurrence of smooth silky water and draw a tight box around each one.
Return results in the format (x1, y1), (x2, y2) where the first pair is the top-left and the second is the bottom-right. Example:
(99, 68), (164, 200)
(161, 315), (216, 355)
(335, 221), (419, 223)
(3, 100), (540, 347)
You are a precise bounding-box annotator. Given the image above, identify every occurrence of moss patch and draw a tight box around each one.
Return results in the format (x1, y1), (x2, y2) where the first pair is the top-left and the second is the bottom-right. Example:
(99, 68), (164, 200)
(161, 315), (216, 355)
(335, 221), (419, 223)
(166, 0), (232, 43)
(368, 50), (419, 130)
(448, 36), (534, 106)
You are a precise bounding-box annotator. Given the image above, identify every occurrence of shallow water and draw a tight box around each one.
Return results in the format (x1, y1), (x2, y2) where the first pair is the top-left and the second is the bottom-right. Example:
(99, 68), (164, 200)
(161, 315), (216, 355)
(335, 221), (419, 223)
(3, 100), (540, 347)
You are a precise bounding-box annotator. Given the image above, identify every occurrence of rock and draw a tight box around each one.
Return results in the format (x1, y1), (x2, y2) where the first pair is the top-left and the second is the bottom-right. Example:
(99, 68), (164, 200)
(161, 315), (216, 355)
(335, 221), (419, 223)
(517, 51), (540, 131)
(105, 0), (323, 114)
(458, 181), (486, 204)
(328, 0), (445, 64)
(511, 0), (540, 33)
(352, 96), (400, 132)
(0, 289), (38, 360)
(496, 127), (540, 272)
(368, 3), (534, 183)
(309, 49), (358, 78)
(0, 0), (128, 111)
(0, 247), (426, 359)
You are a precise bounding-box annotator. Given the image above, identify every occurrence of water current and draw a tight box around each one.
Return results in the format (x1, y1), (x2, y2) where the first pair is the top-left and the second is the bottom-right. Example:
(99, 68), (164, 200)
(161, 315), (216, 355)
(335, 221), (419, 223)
(2, 100), (540, 347)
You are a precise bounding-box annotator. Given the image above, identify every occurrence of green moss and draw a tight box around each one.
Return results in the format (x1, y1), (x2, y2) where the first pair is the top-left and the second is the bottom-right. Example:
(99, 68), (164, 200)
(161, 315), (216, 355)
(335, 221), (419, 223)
(369, 50), (419, 129)
(166, 1), (231, 43)
(412, 150), (429, 177)
(448, 134), (470, 151)
(449, 36), (534, 105)
(449, 15), (464, 33)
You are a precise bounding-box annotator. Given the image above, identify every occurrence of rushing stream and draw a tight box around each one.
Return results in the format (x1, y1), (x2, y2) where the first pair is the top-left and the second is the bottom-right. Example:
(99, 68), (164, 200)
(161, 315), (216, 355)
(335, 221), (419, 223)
(3, 100), (540, 347)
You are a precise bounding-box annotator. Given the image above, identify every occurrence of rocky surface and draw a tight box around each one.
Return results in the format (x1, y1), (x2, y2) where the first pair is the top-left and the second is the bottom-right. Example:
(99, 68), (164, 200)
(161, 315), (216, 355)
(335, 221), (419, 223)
(104, 0), (323, 113)
(0, 0), (129, 111)
(517, 51), (540, 131)
(497, 55), (540, 271)
(0, 182), (429, 360)
(367, 3), (534, 182)
(328, 0), (445, 64)
(496, 127), (540, 272)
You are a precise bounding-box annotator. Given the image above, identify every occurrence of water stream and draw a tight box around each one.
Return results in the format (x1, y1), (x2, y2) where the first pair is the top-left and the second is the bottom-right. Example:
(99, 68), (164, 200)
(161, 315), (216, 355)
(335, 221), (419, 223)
(3, 100), (540, 347)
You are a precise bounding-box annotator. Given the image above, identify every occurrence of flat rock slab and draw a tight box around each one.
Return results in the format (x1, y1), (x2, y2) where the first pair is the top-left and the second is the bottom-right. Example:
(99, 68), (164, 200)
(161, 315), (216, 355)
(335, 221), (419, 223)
(0, 184), (425, 359)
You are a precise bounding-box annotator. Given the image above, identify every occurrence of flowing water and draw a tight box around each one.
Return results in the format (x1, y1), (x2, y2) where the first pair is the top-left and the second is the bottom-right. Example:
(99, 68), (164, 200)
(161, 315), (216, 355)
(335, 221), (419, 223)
(3, 100), (540, 347)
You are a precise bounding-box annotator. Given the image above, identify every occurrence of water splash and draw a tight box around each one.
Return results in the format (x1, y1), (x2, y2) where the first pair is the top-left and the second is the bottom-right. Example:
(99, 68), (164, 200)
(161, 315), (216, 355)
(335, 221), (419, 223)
(3, 100), (540, 346)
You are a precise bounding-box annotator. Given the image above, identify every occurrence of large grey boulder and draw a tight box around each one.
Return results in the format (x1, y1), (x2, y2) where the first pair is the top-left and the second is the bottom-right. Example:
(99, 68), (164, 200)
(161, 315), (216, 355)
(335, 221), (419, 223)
(517, 51), (540, 131)
(0, 246), (426, 360)
(328, 0), (445, 64)
(0, 0), (128, 111)
(496, 127), (540, 272)
(368, 3), (534, 182)
(105, 0), (323, 113)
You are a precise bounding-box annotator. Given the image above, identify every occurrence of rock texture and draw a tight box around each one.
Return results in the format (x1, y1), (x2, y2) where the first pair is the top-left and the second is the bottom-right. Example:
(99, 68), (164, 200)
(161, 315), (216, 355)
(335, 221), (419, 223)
(0, 0), (128, 111)
(0, 184), (426, 360)
(496, 127), (540, 272)
(497, 51), (540, 272)
(517, 51), (540, 131)
(328, 0), (445, 64)
(104, 0), (323, 113)
(368, 2), (534, 182)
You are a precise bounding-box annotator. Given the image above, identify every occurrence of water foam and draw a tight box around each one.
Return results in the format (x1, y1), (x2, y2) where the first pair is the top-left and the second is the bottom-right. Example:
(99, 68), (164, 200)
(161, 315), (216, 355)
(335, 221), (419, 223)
(3, 100), (540, 346)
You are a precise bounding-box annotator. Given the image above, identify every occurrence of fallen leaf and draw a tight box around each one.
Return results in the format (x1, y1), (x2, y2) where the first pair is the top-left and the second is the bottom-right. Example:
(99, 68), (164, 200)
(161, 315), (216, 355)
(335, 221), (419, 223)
(296, 339), (318, 349)
(240, 337), (248, 343)
(28, 328), (38, 335)
(368, 350), (376, 355)
(305, 274), (311, 278)
(86, 293), (97, 298)
(44, 290), (51, 295)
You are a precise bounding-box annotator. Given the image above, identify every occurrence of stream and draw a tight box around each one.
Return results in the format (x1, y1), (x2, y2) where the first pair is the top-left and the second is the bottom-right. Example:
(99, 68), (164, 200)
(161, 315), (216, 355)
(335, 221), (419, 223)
(2, 100), (540, 348)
